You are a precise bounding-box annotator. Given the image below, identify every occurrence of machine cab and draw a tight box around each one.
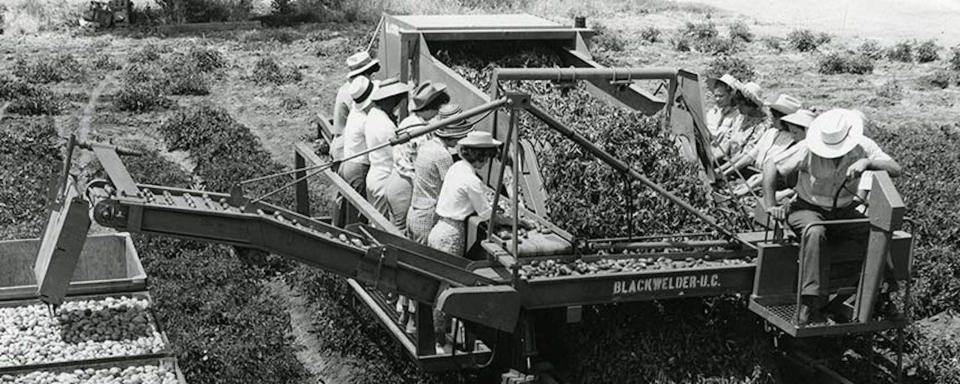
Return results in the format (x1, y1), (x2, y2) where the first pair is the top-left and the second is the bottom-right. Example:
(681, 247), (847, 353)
(748, 171), (913, 337)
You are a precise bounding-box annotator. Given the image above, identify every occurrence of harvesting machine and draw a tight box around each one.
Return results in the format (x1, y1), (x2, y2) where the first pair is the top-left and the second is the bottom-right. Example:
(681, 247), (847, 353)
(32, 14), (913, 383)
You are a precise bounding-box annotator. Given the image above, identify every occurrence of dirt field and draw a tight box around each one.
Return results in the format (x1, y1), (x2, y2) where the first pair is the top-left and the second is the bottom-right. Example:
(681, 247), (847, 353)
(2, 0), (959, 382)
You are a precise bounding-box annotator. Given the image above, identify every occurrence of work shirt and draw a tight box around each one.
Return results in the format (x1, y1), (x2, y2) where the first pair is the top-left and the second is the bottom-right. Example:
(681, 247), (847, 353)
(342, 107), (369, 165)
(706, 106), (743, 143)
(410, 137), (455, 209)
(435, 160), (494, 221)
(364, 108), (397, 190)
(774, 137), (892, 209)
(719, 115), (767, 159)
(332, 82), (353, 135)
(393, 114), (426, 181)
(747, 127), (794, 169)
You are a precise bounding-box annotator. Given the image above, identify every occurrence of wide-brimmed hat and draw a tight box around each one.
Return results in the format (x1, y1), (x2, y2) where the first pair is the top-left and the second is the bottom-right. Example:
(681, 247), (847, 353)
(735, 82), (764, 108)
(457, 131), (502, 149)
(434, 103), (476, 138)
(765, 94), (802, 116)
(780, 109), (816, 129)
(370, 77), (410, 102)
(346, 51), (380, 78)
(806, 108), (864, 158)
(706, 74), (740, 92)
(349, 76), (377, 110)
(409, 81), (448, 111)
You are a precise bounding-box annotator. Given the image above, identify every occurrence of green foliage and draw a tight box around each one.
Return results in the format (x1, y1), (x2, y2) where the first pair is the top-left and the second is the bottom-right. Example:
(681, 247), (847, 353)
(115, 64), (174, 112)
(950, 45), (960, 71)
(674, 21), (738, 55)
(12, 53), (83, 84)
(887, 40), (915, 62)
(640, 26), (661, 43)
(155, 0), (253, 23)
(909, 312), (960, 383)
(0, 75), (62, 115)
(787, 29), (831, 52)
(857, 40), (884, 60)
(707, 55), (757, 82)
(161, 53), (212, 96)
(916, 40), (940, 63)
(760, 36), (783, 52)
(280, 96), (305, 110)
(728, 20), (753, 43)
(0, 116), (62, 235)
(592, 23), (626, 52)
(187, 46), (228, 72)
(92, 53), (123, 71)
(128, 44), (168, 64)
(927, 69), (954, 89)
(250, 57), (303, 85)
(817, 51), (874, 75)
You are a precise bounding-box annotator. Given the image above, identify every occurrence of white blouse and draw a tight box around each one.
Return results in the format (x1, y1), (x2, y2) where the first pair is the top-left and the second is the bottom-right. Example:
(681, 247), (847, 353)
(434, 160), (493, 221)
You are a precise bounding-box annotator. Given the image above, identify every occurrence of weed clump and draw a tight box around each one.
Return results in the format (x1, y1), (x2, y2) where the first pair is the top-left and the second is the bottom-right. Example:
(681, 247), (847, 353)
(818, 51), (875, 75)
(871, 79), (903, 106)
(250, 57), (302, 85)
(927, 69), (954, 89)
(92, 54), (123, 71)
(128, 44), (169, 63)
(761, 36), (783, 52)
(673, 21), (738, 55)
(115, 64), (173, 112)
(916, 40), (941, 63)
(857, 40), (884, 60)
(188, 46), (228, 72)
(12, 54), (83, 84)
(887, 40), (915, 62)
(707, 55), (757, 82)
(639, 26), (661, 44)
(787, 29), (831, 52)
(280, 96), (305, 110)
(162, 53), (211, 96)
(0, 76), (61, 116)
(728, 20), (753, 43)
(592, 23), (626, 52)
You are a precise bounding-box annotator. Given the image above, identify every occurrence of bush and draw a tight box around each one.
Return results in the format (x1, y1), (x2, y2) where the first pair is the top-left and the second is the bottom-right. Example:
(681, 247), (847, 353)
(787, 29), (831, 52)
(909, 312), (960, 384)
(857, 40), (884, 60)
(0, 116), (62, 235)
(674, 21), (739, 55)
(250, 57), (302, 85)
(115, 63), (174, 112)
(161, 53), (211, 95)
(818, 51), (875, 75)
(761, 36), (783, 52)
(12, 53), (83, 84)
(128, 44), (170, 64)
(871, 79), (903, 106)
(887, 40), (915, 62)
(927, 69), (954, 89)
(916, 40), (941, 63)
(187, 46), (227, 72)
(592, 23), (626, 52)
(280, 96), (305, 110)
(728, 19), (753, 43)
(155, 0), (253, 23)
(0, 75), (62, 115)
(92, 54), (122, 71)
(639, 26), (661, 43)
(950, 45), (960, 71)
(707, 55), (757, 82)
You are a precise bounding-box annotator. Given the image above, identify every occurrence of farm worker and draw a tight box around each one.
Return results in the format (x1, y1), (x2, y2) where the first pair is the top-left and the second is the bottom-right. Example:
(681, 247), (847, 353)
(724, 109), (816, 199)
(338, 76), (377, 197)
(365, 77), (411, 218)
(385, 81), (451, 233)
(406, 103), (476, 245)
(714, 81), (767, 159)
(705, 73), (743, 149)
(332, 51), (380, 161)
(719, 94), (802, 175)
(763, 109), (902, 325)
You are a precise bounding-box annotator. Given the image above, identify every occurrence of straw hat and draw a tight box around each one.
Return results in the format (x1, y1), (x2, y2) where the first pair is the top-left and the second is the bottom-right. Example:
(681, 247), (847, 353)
(346, 51), (380, 78)
(780, 109), (816, 129)
(349, 77), (377, 110)
(409, 81), (448, 111)
(434, 103), (476, 138)
(457, 131), (502, 149)
(736, 82), (764, 108)
(706, 74), (740, 91)
(370, 77), (410, 102)
(765, 94), (802, 116)
(806, 108), (864, 158)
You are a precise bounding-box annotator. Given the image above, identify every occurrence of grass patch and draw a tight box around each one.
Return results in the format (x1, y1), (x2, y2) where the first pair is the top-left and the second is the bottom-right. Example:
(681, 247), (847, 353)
(857, 40), (884, 60)
(787, 29), (831, 52)
(927, 69), (954, 89)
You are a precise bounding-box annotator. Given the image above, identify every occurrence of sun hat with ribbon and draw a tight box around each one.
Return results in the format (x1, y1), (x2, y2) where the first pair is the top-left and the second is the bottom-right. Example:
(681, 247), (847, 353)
(457, 131), (502, 149)
(706, 73), (740, 92)
(434, 103), (476, 138)
(780, 109), (816, 129)
(349, 76), (377, 110)
(409, 81), (448, 111)
(806, 108), (864, 158)
(735, 82), (764, 108)
(346, 51), (380, 78)
(370, 77), (410, 102)
(765, 94), (802, 116)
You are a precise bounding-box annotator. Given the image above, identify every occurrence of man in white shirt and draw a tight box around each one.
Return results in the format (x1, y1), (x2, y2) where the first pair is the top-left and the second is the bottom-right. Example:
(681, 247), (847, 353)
(364, 77), (410, 218)
(764, 109), (902, 324)
(332, 51), (380, 158)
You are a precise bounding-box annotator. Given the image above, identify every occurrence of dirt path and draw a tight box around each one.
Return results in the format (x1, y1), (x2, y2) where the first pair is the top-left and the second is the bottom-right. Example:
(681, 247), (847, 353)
(676, 0), (960, 45)
(266, 278), (363, 384)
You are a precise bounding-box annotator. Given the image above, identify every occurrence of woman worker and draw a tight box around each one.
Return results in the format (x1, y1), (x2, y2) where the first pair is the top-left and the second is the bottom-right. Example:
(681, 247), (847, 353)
(364, 78), (411, 218)
(384, 81), (450, 233)
(726, 109), (816, 199)
(705, 74), (743, 145)
(406, 103), (475, 244)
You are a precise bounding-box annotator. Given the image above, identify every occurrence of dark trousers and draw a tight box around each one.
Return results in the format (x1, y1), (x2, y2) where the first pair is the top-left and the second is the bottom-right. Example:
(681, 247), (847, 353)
(787, 199), (868, 296)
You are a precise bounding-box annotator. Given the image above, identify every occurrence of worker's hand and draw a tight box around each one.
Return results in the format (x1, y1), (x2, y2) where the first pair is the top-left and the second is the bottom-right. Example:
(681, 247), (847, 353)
(766, 204), (788, 222)
(846, 159), (871, 180)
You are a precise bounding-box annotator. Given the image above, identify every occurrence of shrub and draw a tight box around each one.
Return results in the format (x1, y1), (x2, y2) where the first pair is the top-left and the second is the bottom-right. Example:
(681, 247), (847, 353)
(12, 53), (83, 84)
(909, 313), (960, 384)
(887, 40), (915, 62)
(156, 0), (252, 23)
(927, 69), (954, 89)
(675, 21), (738, 55)
(818, 51), (874, 75)
(92, 54), (122, 71)
(114, 80), (174, 112)
(0, 75), (62, 115)
(787, 29), (831, 52)
(916, 40), (940, 63)
(707, 55), (757, 82)
(128, 44), (170, 64)
(950, 45), (960, 71)
(591, 23), (626, 52)
(250, 57), (302, 85)
(728, 19), (753, 43)
(639, 26), (661, 43)
(761, 36), (783, 52)
(187, 46), (227, 72)
(857, 40), (884, 60)
(0, 116), (62, 234)
(162, 53), (211, 96)
(873, 79), (903, 104)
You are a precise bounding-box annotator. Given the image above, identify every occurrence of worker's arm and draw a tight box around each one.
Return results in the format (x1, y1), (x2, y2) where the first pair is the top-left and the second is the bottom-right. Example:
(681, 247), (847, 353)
(722, 153), (753, 176)
(846, 158), (902, 179)
(762, 160), (787, 221)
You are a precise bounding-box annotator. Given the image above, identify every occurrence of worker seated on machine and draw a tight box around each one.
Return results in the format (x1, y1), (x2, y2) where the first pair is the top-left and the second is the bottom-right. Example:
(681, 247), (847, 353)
(763, 109), (902, 325)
